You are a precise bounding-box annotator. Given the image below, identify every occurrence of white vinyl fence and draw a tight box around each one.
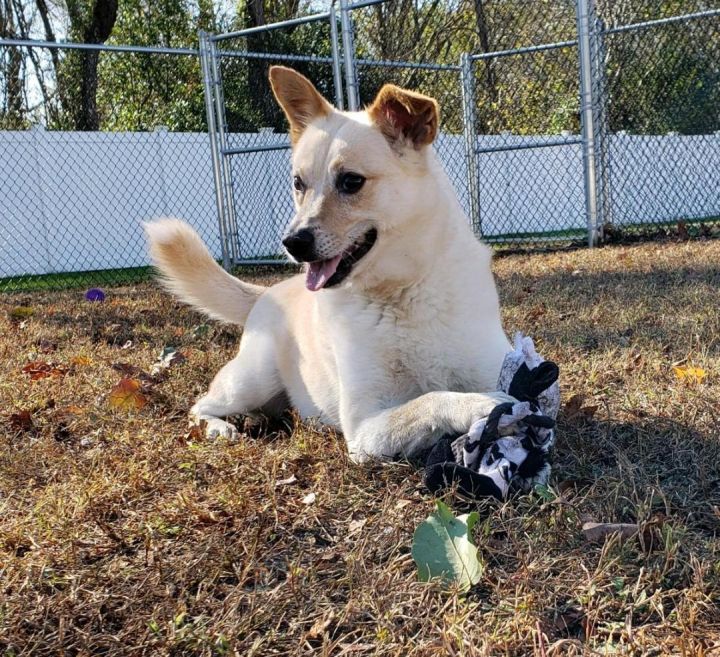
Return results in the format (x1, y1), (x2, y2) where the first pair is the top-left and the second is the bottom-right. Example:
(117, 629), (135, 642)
(1, 129), (719, 277)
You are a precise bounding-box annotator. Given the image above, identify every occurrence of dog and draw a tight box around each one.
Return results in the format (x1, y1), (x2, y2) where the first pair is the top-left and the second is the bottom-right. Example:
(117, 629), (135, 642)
(145, 66), (513, 462)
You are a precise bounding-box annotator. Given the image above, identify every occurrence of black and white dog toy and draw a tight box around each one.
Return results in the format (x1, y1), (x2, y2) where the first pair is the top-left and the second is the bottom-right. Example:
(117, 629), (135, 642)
(425, 334), (560, 501)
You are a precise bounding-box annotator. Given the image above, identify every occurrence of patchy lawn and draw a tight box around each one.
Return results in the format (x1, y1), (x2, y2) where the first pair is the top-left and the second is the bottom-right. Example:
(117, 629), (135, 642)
(1, 240), (719, 656)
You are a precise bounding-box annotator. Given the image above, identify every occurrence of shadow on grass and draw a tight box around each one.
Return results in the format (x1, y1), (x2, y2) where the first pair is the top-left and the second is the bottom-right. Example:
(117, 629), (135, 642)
(554, 413), (720, 533)
(498, 259), (720, 358)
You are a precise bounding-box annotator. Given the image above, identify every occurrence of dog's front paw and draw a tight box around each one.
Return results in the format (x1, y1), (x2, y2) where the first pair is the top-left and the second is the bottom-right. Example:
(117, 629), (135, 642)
(190, 415), (239, 441)
(205, 418), (239, 441)
(467, 391), (516, 420)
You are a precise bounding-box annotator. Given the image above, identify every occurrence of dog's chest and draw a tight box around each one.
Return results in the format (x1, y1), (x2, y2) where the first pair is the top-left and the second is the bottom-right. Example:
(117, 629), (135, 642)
(387, 313), (478, 393)
(330, 292), (486, 395)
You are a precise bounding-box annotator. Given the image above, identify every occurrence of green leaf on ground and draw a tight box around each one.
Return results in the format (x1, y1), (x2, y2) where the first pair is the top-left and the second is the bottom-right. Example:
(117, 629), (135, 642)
(9, 306), (34, 320)
(411, 500), (483, 591)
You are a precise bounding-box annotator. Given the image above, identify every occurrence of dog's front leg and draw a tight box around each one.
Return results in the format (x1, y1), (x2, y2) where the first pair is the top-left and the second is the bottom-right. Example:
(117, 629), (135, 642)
(343, 390), (515, 463)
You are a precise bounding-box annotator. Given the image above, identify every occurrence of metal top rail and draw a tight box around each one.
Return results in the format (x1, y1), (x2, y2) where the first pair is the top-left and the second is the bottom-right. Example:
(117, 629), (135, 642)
(0, 37), (198, 56)
(209, 0), (384, 43)
(355, 57), (460, 71)
(470, 39), (578, 61)
(602, 8), (720, 35)
(214, 49), (461, 77)
(211, 13), (331, 42)
(345, 0), (386, 9)
(215, 49), (335, 64)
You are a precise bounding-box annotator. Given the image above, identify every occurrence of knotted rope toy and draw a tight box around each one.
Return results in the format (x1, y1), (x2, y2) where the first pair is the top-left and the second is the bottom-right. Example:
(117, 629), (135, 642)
(425, 334), (560, 501)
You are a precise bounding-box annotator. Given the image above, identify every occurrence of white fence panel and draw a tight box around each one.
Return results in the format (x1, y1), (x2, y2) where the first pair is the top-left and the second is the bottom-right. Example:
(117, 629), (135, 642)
(1, 129), (719, 277)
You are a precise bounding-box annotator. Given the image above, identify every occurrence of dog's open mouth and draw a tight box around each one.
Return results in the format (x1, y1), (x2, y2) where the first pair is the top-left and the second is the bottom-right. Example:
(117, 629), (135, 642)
(306, 228), (378, 292)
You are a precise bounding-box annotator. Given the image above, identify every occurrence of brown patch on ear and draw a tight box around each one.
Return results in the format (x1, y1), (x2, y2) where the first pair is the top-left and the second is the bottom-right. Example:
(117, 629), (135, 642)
(268, 66), (332, 144)
(367, 84), (439, 149)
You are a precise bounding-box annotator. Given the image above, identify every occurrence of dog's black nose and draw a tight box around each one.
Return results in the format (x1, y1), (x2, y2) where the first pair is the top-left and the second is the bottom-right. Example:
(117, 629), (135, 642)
(282, 229), (315, 261)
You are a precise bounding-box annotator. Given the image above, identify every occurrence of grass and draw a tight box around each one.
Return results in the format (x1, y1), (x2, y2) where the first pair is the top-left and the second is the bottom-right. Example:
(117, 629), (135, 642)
(0, 265), (300, 294)
(2, 239), (720, 656)
(0, 267), (154, 293)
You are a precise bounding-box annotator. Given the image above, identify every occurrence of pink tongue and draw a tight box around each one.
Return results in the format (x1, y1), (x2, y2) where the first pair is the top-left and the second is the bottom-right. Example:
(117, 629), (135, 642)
(306, 254), (342, 291)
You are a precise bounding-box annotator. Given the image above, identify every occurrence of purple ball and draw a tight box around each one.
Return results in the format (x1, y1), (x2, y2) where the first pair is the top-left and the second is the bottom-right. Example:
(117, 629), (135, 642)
(85, 288), (106, 302)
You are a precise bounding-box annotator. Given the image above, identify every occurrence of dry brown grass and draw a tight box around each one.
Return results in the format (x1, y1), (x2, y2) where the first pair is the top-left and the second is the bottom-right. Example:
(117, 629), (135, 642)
(2, 240), (720, 656)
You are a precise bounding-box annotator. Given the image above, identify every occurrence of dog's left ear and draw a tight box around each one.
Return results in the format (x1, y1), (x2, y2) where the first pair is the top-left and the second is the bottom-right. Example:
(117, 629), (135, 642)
(368, 84), (439, 149)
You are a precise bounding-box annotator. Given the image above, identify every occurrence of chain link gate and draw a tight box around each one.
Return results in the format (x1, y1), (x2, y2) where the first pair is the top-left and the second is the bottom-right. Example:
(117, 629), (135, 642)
(198, 0), (372, 267)
(594, 6), (720, 241)
(458, 0), (603, 248)
(199, 0), (607, 265)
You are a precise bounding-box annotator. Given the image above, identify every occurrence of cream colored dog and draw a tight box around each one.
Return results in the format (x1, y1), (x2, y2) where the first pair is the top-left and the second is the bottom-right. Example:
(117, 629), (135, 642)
(145, 66), (513, 462)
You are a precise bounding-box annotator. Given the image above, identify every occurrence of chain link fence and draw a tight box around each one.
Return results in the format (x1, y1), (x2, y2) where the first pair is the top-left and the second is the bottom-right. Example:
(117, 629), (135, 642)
(0, 42), (218, 291)
(1, 0), (719, 292)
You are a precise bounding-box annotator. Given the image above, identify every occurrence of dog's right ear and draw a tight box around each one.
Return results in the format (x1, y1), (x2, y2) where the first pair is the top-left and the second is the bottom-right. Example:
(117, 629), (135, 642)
(269, 66), (333, 144)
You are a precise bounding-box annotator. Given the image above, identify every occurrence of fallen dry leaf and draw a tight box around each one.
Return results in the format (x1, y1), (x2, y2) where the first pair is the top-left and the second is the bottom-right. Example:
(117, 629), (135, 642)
(35, 338), (58, 353)
(348, 518), (367, 534)
(275, 474), (297, 487)
(111, 362), (157, 383)
(108, 378), (147, 410)
(564, 394), (584, 417)
(185, 425), (204, 441)
(9, 410), (34, 432)
(22, 361), (68, 381)
(307, 612), (335, 639)
(673, 365), (706, 384)
(677, 220), (689, 240)
(550, 605), (586, 635)
(557, 479), (590, 495)
(71, 355), (92, 367)
(625, 350), (643, 372)
(526, 305), (546, 322)
(563, 394), (598, 421)
(150, 347), (187, 376)
(582, 522), (639, 543)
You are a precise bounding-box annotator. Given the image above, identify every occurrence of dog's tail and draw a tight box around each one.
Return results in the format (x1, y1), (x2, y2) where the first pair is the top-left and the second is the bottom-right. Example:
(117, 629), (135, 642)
(145, 218), (265, 326)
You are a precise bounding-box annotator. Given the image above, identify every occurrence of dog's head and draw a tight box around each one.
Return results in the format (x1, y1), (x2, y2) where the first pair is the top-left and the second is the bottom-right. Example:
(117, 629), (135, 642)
(269, 66), (441, 292)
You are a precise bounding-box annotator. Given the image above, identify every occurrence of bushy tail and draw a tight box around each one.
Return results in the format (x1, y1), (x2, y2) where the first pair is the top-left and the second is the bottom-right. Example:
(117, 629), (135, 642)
(145, 218), (265, 325)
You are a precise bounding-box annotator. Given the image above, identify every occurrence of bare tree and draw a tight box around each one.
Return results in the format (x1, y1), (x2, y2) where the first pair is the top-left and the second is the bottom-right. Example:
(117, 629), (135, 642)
(243, 0), (300, 127)
(1, 0), (24, 125)
(472, 0), (498, 119)
(63, 0), (118, 130)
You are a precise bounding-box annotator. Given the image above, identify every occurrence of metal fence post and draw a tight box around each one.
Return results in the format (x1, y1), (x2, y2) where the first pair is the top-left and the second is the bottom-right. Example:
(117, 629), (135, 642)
(339, 0), (359, 110)
(461, 54), (482, 236)
(577, 0), (601, 247)
(207, 35), (241, 264)
(329, 4), (345, 110)
(592, 14), (610, 239)
(199, 30), (230, 270)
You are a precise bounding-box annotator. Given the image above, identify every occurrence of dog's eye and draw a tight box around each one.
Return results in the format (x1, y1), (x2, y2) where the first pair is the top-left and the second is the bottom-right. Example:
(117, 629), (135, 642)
(293, 175), (305, 193)
(336, 172), (365, 195)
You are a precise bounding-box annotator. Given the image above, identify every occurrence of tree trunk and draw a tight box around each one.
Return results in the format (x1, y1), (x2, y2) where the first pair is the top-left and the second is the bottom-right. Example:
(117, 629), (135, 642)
(67, 0), (118, 130)
(246, 0), (276, 129)
(472, 0), (498, 133)
(1, 0), (23, 123)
